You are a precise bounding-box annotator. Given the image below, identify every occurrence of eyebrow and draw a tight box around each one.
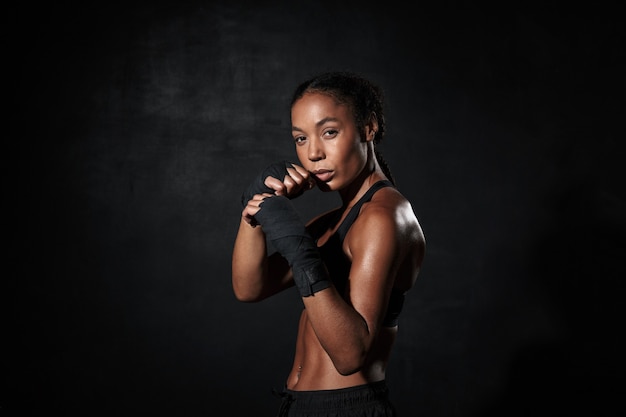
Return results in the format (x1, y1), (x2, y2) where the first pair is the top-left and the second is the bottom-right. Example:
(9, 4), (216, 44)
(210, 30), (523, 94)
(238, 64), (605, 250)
(292, 117), (340, 132)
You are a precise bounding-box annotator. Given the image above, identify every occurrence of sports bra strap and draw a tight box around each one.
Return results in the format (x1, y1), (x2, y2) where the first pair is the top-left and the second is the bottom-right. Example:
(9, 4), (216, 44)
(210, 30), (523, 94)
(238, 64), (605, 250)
(336, 180), (394, 242)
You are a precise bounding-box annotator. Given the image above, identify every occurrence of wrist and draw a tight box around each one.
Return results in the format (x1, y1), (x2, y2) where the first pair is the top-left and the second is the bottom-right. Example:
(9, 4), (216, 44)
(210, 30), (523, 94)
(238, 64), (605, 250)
(292, 260), (331, 297)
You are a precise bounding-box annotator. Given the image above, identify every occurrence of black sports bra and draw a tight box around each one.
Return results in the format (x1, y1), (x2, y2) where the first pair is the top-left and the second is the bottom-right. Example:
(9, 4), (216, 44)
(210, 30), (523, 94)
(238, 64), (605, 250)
(315, 180), (405, 327)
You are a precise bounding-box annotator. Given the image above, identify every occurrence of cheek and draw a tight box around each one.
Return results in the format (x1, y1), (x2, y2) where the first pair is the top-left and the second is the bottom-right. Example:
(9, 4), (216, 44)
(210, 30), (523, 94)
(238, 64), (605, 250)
(295, 145), (307, 164)
(342, 140), (366, 165)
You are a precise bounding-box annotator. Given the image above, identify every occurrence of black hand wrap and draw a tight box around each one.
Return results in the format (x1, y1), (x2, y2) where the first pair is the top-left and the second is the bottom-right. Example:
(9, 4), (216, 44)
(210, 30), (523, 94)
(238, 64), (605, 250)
(254, 195), (331, 297)
(241, 160), (294, 207)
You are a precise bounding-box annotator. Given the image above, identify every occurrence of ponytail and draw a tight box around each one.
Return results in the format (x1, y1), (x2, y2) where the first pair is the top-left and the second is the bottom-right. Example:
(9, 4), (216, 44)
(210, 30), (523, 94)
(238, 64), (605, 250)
(375, 148), (395, 186)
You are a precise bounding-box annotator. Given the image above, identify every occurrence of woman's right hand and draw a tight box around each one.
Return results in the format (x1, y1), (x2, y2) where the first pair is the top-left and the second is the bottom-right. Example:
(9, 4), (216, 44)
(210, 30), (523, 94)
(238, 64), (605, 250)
(242, 192), (272, 227)
(241, 162), (315, 227)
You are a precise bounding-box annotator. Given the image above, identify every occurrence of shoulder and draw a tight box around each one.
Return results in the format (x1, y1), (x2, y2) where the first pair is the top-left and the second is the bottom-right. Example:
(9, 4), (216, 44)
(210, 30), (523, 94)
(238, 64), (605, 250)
(361, 187), (420, 235)
(346, 187), (424, 259)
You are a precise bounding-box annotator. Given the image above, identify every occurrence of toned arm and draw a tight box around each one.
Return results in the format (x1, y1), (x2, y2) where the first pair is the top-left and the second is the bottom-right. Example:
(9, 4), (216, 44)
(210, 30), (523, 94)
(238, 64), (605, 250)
(231, 218), (292, 302)
(301, 201), (413, 375)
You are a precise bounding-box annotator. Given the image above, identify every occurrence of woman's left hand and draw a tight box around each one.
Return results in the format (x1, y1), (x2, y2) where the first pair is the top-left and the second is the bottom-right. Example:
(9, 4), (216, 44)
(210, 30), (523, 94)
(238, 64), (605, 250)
(265, 163), (315, 199)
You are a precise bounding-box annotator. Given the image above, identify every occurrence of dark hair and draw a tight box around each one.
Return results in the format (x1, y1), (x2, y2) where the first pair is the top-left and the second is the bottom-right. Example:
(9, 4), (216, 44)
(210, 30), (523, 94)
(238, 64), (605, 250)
(290, 71), (395, 185)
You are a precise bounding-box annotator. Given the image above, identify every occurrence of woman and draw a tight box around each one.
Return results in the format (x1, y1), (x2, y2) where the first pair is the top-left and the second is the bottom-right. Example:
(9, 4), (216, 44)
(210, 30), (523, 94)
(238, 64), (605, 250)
(232, 71), (425, 416)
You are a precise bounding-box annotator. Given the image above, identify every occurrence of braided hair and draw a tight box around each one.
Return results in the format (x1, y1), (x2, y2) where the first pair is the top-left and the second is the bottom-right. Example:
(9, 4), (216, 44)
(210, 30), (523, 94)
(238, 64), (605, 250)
(290, 71), (395, 185)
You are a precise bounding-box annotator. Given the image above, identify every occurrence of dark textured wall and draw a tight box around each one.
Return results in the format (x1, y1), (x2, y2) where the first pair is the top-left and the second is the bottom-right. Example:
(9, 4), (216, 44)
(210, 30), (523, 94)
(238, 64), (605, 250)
(10, 1), (624, 416)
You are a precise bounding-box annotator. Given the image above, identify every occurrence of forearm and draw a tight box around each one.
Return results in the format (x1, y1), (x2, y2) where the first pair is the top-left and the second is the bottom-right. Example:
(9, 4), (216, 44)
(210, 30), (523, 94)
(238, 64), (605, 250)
(234, 161), (314, 302)
(247, 193), (374, 370)
(302, 289), (376, 376)
(232, 216), (295, 301)
(231, 218), (270, 301)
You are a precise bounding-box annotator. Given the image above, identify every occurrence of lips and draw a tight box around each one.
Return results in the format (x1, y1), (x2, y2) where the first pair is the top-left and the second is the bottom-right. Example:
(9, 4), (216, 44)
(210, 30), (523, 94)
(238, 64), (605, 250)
(312, 169), (333, 182)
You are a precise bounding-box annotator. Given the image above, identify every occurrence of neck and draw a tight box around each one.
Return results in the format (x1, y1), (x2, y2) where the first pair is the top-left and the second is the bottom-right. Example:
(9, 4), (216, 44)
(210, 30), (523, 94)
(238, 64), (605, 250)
(339, 156), (386, 208)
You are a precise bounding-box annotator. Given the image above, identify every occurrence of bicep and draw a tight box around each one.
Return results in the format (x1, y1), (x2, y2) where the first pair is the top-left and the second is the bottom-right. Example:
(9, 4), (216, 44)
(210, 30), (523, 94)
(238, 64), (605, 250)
(345, 212), (401, 332)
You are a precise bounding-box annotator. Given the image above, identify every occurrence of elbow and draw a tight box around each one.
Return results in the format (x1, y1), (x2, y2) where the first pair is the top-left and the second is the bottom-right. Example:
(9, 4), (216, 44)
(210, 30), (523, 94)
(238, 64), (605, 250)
(231, 278), (261, 303)
(232, 288), (262, 303)
(233, 290), (257, 303)
(336, 364), (362, 377)
(328, 323), (373, 375)
(332, 350), (368, 376)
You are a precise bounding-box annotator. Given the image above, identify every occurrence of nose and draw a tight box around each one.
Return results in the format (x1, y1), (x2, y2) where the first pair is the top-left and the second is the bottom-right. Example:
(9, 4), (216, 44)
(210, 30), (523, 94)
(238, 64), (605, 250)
(308, 137), (325, 161)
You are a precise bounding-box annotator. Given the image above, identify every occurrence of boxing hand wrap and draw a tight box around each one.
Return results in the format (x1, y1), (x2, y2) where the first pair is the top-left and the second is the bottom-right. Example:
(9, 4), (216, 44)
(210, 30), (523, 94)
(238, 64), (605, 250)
(241, 160), (294, 207)
(254, 195), (331, 297)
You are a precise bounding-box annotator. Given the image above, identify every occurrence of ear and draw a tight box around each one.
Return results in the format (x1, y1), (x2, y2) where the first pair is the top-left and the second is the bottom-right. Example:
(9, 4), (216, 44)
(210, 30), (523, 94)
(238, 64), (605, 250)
(365, 112), (379, 142)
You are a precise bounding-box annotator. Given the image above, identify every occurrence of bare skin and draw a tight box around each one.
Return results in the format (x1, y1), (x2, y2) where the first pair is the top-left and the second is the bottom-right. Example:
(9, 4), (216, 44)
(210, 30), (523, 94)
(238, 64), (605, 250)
(232, 92), (425, 390)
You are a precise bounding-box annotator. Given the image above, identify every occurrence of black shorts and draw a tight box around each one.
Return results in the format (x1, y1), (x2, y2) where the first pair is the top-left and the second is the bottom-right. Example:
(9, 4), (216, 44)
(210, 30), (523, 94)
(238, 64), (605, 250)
(275, 380), (397, 417)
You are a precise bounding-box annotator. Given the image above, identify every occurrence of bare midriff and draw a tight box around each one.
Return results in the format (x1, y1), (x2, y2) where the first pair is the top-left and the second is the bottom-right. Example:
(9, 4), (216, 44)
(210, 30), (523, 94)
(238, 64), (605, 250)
(285, 309), (397, 391)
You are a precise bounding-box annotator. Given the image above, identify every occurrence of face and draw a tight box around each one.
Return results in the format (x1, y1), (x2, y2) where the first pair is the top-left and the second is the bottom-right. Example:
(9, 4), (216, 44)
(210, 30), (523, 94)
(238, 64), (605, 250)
(291, 92), (371, 191)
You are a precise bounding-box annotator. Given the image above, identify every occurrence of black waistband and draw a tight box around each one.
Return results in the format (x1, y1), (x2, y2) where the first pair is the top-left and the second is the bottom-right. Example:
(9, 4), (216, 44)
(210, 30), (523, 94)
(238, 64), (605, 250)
(275, 380), (390, 413)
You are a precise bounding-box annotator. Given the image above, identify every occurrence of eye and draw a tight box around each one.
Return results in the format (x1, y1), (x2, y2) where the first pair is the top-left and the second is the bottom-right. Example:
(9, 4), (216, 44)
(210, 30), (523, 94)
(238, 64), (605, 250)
(323, 129), (338, 139)
(293, 136), (307, 145)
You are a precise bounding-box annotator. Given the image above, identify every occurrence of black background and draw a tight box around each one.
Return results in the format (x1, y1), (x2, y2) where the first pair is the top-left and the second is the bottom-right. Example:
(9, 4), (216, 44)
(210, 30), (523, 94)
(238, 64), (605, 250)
(9, 1), (624, 416)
